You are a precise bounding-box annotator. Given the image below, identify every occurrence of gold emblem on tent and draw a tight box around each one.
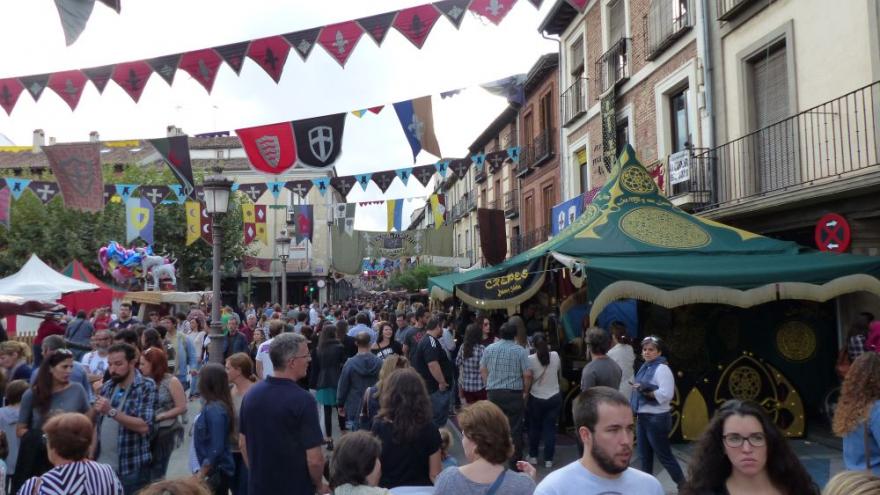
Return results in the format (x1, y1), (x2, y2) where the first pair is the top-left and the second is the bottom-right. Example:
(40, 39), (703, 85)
(775, 321), (816, 362)
(620, 166), (657, 194)
(620, 207), (711, 249)
(729, 366), (762, 401)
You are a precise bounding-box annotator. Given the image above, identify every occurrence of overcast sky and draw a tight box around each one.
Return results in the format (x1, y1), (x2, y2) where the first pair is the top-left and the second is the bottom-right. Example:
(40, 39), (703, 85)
(0, 0), (556, 229)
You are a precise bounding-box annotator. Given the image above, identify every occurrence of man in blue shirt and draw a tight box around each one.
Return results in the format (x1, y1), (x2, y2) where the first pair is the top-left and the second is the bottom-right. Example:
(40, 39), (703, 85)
(346, 312), (376, 344)
(239, 333), (327, 494)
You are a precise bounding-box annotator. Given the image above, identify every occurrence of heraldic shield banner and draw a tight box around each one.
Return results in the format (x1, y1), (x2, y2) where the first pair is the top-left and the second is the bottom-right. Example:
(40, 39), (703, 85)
(236, 121), (298, 175)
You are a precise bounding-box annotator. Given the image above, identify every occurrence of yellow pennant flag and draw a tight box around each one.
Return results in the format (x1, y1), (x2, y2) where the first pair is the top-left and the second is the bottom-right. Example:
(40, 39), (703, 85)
(241, 203), (255, 223)
(255, 222), (268, 244)
(185, 200), (201, 246)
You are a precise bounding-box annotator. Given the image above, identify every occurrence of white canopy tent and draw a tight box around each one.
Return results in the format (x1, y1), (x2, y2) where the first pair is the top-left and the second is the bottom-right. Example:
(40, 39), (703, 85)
(0, 254), (99, 302)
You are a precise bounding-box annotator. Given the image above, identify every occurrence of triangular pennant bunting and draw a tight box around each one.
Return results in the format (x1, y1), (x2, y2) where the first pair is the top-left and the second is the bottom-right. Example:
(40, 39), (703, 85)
(469, 0), (518, 25)
(369, 105), (384, 114)
(435, 0), (472, 29)
(29, 181), (60, 204)
(98, 0), (121, 13)
(5, 179), (31, 200)
(566, 0), (588, 11)
(396, 168), (413, 186)
(267, 181), (286, 199)
(393, 5), (441, 49)
(239, 183), (268, 203)
(148, 135), (195, 198)
(318, 21), (364, 67)
(179, 49), (223, 93)
(146, 54), (181, 86)
(283, 27), (322, 62)
(450, 158), (470, 179)
(53, 0), (96, 46)
(214, 41), (250, 75)
(285, 180), (313, 199)
(507, 146), (520, 163)
(139, 185), (169, 206)
(0, 79), (25, 115)
(472, 152), (486, 169)
(355, 173), (373, 192)
(112, 61), (153, 102)
(236, 121), (298, 174)
(312, 178), (330, 196)
(47, 70), (88, 111)
(434, 160), (449, 178)
(486, 150), (506, 172)
(330, 176), (356, 197)
(168, 184), (188, 204)
(20, 74), (51, 101)
(413, 165), (436, 187)
(82, 65), (113, 93)
(357, 11), (398, 46)
(371, 171), (396, 193)
(351, 109), (367, 118)
(247, 36), (291, 83)
(115, 184), (138, 201)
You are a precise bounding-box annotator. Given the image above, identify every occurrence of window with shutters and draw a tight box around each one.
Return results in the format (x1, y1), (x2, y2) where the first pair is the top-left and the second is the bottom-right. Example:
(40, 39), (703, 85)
(542, 184), (556, 225)
(577, 147), (590, 193)
(748, 40), (798, 193)
(563, 34), (588, 125)
(524, 195), (535, 232)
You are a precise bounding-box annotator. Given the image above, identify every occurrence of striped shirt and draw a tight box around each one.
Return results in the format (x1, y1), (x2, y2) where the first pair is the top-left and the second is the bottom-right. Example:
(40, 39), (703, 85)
(18, 460), (123, 495)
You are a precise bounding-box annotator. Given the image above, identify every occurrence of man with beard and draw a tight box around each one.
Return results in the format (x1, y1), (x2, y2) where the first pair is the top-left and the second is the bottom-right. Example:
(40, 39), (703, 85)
(93, 343), (157, 495)
(109, 303), (140, 331)
(82, 329), (112, 389)
(534, 386), (663, 494)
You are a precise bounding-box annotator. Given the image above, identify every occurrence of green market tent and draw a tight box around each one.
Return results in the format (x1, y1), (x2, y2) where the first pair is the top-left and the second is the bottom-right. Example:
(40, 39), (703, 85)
(428, 145), (880, 322)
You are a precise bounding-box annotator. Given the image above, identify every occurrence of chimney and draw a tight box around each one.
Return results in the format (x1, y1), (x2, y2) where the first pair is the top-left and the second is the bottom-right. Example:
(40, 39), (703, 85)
(89, 131), (100, 142)
(32, 129), (44, 153)
(166, 125), (184, 137)
(48, 137), (56, 146)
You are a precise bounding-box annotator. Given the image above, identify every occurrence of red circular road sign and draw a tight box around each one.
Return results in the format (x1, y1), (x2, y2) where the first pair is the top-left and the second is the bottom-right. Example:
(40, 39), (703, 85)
(814, 213), (851, 253)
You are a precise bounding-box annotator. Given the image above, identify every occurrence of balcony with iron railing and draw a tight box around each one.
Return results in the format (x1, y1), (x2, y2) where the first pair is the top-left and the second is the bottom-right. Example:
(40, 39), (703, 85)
(511, 224), (551, 256)
(475, 165), (487, 183)
(483, 198), (498, 210)
(451, 202), (464, 221)
(562, 78), (588, 125)
(504, 190), (519, 218)
(717, 0), (759, 21)
(466, 191), (478, 212)
(596, 38), (631, 95)
(690, 81), (880, 213)
(644, 0), (693, 61)
(520, 130), (555, 173)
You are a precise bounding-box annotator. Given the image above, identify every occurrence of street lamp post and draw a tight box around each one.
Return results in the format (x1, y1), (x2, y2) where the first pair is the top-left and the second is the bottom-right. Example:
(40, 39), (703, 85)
(276, 232), (291, 308)
(202, 172), (233, 364)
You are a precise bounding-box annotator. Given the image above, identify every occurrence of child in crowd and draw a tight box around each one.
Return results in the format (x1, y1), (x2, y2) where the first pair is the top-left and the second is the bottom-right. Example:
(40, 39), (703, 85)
(0, 380), (26, 494)
(439, 428), (459, 470)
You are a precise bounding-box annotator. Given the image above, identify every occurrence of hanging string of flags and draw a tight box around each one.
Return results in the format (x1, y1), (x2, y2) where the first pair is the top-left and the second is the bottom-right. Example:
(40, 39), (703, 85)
(2, 0), (543, 114)
(54, 0), (122, 46)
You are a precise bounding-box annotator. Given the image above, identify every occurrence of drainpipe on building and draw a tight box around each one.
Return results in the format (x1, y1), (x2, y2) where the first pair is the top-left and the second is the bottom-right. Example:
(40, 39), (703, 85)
(542, 32), (566, 199)
(699, 0), (717, 203)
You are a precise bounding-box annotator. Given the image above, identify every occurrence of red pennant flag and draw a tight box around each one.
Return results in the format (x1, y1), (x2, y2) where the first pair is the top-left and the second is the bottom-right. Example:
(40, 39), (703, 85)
(247, 36), (290, 83)
(47, 70), (88, 111)
(214, 41), (250, 75)
(82, 65), (113, 94)
(318, 21), (364, 67)
(200, 204), (213, 244)
(368, 105), (384, 114)
(179, 49), (223, 93)
(0, 78), (25, 115)
(393, 5), (441, 49)
(112, 61), (153, 102)
(470, 0), (518, 24)
(235, 121), (298, 175)
(357, 11), (398, 46)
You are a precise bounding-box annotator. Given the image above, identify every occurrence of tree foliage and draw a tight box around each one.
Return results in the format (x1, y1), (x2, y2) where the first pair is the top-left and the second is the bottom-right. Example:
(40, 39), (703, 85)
(387, 264), (446, 292)
(0, 164), (252, 290)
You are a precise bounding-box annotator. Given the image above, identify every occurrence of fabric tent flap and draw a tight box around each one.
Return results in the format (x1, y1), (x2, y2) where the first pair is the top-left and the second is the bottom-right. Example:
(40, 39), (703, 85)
(0, 254), (98, 301)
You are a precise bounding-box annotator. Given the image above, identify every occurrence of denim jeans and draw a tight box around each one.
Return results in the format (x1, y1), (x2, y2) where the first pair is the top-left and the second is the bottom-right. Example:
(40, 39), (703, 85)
(430, 389), (452, 427)
(637, 412), (685, 485)
(527, 393), (562, 461)
(488, 389), (525, 465)
(232, 452), (249, 495)
(119, 469), (150, 495)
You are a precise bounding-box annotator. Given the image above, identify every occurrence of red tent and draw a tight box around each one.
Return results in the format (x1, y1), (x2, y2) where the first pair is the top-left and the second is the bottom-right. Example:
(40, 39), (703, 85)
(59, 260), (125, 313)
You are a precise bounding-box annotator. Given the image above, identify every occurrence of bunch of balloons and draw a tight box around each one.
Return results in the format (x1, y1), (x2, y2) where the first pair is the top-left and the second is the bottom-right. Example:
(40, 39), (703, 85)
(98, 242), (153, 285)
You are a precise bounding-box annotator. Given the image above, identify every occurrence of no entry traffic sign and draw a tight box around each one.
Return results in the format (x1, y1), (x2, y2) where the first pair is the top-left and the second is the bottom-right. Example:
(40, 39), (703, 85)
(814, 213), (851, 253)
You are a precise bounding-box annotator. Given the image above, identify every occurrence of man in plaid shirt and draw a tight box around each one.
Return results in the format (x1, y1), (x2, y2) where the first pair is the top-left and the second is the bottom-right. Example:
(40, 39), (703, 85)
(93, 343), (157, 495)
(481, 322), (532, 468)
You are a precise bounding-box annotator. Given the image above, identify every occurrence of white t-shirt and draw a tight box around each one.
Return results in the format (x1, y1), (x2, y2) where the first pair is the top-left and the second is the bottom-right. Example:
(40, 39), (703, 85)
(528, 351), (561, 400)
(80, 351), (109, 376)
(255, 337), (275, 379)
(607, 343), (635, 397)
(534, 460), (663, 495)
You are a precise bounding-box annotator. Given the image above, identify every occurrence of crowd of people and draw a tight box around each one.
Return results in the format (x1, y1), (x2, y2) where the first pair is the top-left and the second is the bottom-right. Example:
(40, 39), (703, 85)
(0, 299), (874, 495)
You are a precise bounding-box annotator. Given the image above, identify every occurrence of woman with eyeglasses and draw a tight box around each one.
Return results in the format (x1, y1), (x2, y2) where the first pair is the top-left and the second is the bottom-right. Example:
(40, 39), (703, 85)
(14, 349), (90, 489)
(680, 400), (818, 495)
(630, 335), (685, 487)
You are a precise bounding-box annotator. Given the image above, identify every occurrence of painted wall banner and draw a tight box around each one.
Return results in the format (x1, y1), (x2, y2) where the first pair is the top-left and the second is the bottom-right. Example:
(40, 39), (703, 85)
(551, 195), (584, 236)
(601, 87), (617, 173)
(456, 257), (546, 305)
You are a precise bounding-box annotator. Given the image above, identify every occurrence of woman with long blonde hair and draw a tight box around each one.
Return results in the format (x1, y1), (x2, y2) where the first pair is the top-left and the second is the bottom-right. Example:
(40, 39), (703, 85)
(833, 352), (880, 473)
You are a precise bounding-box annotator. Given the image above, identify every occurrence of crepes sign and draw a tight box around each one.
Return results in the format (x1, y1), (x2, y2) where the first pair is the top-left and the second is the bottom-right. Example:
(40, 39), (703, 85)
(455, 257), (546, 305)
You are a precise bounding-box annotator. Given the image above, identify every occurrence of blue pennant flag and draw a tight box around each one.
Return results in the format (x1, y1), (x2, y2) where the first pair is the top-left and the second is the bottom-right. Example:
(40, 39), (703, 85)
(267, 181), (285, 200)
(115, 184), (138, 202)
(312, 178), (329, 196)
(355, 174), (372, 192)
(231, 183), (240, 192)
(434, 160), (449, 178)
(395, 168), (412, 186)
(472, 153), (486, 170)
(393, 96), (441, 162)
(4, 178), (31, 200)
(168, 185), (187, 204)
(507, 147), (521, 163)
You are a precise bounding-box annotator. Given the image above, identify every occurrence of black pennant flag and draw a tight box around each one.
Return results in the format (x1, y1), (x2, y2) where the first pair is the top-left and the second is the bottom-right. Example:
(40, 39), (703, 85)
(371, 171), (396, 193)
(450, 158), (470, 179)
(413, 165), (436, 187)
(28, 181), (60, 204)
(357, 12), (398, 46)
(147, 54), (181, 86)
(283, 27), (322, 61)
(292, 113), (346, 168)
(330, 176), (357, 198)
(434, 0), (472, 29)
(214, 41), (250, 75)
(239, 183), (268, 203)
(103, 184), (116, 204)
(284, 180), (313, 199)
(20, 74), (50, 101)
(83, 65), (114, 93)
(139, 185), (170, 206)
(148, 135), (195, 199)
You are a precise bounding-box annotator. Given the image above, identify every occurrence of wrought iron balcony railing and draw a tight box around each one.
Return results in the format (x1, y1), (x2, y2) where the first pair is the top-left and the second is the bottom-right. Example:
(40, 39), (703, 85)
(520, 130), (555, 170)
(596, 38), (631, 95)
(644, 0), (693, 61)
(511, 224), (551, 255)
(504, 190), (519, 218)
(562, 78), (588, 125)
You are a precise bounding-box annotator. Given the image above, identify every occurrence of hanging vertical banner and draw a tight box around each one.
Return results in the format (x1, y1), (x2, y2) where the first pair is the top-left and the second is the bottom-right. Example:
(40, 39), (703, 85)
(47, 70), (88, 111)
(236, 121), (298, 174)
(394, 96), (441, 162)
(478, 208), (508, 265)
(387, 199), (404, 231)
(200, 203), (213, 244)
(601, 88), (617, 173)
(179, 49), (223, 93)
(290, 205), (314, 243)
(126, 196), (154, 244)
(242, 203), (256, 245)
(291, 113), (347, 168)
(317, 21), (364, 67)
(185, 200), (200, 246)
(0, 187), (10, 228)
(254, 204), (268, 244)
(44, 142), (104, 212)
(430, 193), (446, 228)
(247, 36), (291, 83)
(149, 135), (196, 198)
